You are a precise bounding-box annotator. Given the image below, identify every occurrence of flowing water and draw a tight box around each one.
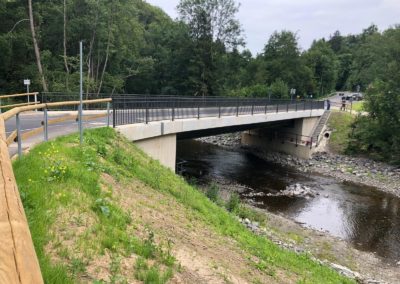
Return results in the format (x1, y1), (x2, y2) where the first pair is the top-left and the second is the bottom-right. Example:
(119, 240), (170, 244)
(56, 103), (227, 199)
(177, 139), (400, 263)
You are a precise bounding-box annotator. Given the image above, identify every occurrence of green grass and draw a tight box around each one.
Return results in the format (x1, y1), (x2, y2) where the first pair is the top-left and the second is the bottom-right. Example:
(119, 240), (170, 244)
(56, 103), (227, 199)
(351, 101), (364, 112)
(327, 111), (355, 154)
(13, 128), (354, 283)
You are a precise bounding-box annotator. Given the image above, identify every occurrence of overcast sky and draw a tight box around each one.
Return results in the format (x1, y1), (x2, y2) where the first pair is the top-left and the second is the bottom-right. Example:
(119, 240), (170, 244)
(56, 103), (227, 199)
(146, 0), (400, 55)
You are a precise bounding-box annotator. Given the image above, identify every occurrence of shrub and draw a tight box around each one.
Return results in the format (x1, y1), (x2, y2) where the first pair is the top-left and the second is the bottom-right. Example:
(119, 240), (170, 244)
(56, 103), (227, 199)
(206, 183), (220, 203)
(226, 193), (240, 213)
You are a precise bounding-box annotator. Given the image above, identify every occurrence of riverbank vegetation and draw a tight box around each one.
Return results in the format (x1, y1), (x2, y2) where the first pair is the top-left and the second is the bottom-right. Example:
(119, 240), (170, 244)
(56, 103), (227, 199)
(13, 128), (353, 283)
(327, 111), (355, 154)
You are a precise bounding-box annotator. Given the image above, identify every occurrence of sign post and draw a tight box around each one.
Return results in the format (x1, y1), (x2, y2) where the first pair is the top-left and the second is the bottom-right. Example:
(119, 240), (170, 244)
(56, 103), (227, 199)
(290, 88), (296, 101)
(23, 79), (30, 103)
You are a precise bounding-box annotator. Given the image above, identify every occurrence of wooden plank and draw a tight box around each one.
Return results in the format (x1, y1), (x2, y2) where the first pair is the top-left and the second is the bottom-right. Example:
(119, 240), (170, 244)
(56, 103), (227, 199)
(0, 118), (43, 283)
(6, 130), (17, 146)
(0, 92), (39, 99)
(0, 101), (41, 109)
(1, 98), (112, 121)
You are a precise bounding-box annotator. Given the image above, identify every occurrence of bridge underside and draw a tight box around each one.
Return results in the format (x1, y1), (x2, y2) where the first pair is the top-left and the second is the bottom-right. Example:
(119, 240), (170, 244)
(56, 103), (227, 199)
(117, 109), (324, 172)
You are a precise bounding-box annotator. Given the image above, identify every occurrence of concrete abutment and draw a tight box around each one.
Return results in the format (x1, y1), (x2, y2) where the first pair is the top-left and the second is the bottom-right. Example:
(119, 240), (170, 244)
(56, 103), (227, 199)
(135, 134), (177, 171)
(241, 117), (320, 159)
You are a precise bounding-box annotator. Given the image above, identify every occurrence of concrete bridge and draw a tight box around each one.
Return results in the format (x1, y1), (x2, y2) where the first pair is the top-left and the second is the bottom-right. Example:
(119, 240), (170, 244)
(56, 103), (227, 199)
(113, 96), (329, 171)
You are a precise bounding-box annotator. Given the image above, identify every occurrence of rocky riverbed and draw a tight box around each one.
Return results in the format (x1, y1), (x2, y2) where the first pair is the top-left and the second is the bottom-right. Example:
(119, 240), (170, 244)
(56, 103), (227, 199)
(196, 133), (400, 198)
(191, 133), (400, 283)
(256, 151), (400, 198)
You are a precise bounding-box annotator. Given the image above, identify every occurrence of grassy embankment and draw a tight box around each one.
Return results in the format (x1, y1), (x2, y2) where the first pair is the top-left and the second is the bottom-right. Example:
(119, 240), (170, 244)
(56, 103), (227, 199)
(327, 111), (356, 154)
(350, 101), (364, 112)
(13, 128), (353, 283)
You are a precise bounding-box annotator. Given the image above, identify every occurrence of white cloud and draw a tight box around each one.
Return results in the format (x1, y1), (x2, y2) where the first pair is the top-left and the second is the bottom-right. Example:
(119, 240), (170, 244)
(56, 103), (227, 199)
(146, 0), (400, 54)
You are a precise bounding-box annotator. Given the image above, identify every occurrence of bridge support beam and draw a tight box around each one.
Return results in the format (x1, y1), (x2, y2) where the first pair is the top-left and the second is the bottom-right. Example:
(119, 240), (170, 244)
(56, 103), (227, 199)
(241, 117), (319, 159)
(135, 134), (177, 172)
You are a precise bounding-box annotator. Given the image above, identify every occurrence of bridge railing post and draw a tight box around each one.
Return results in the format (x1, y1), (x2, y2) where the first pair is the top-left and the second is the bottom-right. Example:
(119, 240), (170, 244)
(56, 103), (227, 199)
(145, 99), (149, 124)
(295, 101), (298, 112)
(236, 98), (239, 117)
(197, 101), (200, 119)
(264, 100), (267, 114)
(44, 108), (48, 141)
(112, 100), (116, 128)
(172, 100), (175, 121)
(218, 100), (221, 118)
(276, 101), (279, 113)
(286, 101), (289, 112)
(251, 99), (254, 115)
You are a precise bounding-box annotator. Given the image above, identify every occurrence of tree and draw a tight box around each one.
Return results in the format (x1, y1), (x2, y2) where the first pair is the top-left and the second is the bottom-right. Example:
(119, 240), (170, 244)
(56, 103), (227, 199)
(349, 26), (400, 164)
(178, 0), (243, 96)
(28, 0), (48, 91)
(304, 39), (338, 96)
(261, 31), (313, 97)
(178, 0), (243, 47)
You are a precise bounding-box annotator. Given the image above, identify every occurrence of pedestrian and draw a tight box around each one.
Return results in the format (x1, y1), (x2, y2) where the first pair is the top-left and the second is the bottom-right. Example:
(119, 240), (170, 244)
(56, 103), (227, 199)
(327, 99), (331, 110)
(341, 97), (346, 111)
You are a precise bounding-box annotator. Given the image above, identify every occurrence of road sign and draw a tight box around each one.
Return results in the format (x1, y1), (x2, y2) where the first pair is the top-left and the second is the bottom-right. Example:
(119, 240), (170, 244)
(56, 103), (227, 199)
(23, 79), (30, 86)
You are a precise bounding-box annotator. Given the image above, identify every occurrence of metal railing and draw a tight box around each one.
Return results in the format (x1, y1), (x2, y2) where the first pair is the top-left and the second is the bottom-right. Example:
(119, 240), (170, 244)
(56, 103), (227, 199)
(276, 132), (315, 149)
(112, 95), (325, 126)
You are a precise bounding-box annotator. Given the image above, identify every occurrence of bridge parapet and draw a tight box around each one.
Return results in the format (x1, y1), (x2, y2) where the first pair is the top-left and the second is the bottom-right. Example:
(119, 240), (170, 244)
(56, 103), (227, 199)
(112, 95), (325, 126)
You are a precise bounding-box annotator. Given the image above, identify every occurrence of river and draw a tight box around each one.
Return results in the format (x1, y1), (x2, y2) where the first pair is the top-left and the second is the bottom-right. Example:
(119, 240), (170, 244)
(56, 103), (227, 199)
(176, 139), (400, 263)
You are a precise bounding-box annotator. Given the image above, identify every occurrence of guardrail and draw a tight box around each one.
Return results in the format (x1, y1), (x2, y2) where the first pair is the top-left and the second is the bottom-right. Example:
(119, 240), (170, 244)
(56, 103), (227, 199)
(112, 95), (325, 126)
(0, 94), (111, 283)
(0, 92), (39, 112)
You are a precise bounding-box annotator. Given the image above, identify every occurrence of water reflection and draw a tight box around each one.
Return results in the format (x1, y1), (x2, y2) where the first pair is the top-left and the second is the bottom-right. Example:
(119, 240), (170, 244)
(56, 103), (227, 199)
(177, 139), (400, 262)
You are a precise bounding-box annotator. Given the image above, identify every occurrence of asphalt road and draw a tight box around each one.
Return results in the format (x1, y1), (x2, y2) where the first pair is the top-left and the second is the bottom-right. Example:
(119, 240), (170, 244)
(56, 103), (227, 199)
(7, 111), (110, 157)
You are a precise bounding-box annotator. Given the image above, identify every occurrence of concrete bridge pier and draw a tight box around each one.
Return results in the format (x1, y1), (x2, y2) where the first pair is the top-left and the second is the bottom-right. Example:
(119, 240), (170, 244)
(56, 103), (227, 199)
(241, 117), (319, 159)
(135, 134), (177, 172)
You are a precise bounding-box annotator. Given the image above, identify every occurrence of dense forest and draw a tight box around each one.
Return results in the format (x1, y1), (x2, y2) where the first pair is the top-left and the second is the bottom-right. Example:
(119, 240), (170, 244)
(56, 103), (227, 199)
(0, 0), (399, 163)
(0, 0), (397, 97)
